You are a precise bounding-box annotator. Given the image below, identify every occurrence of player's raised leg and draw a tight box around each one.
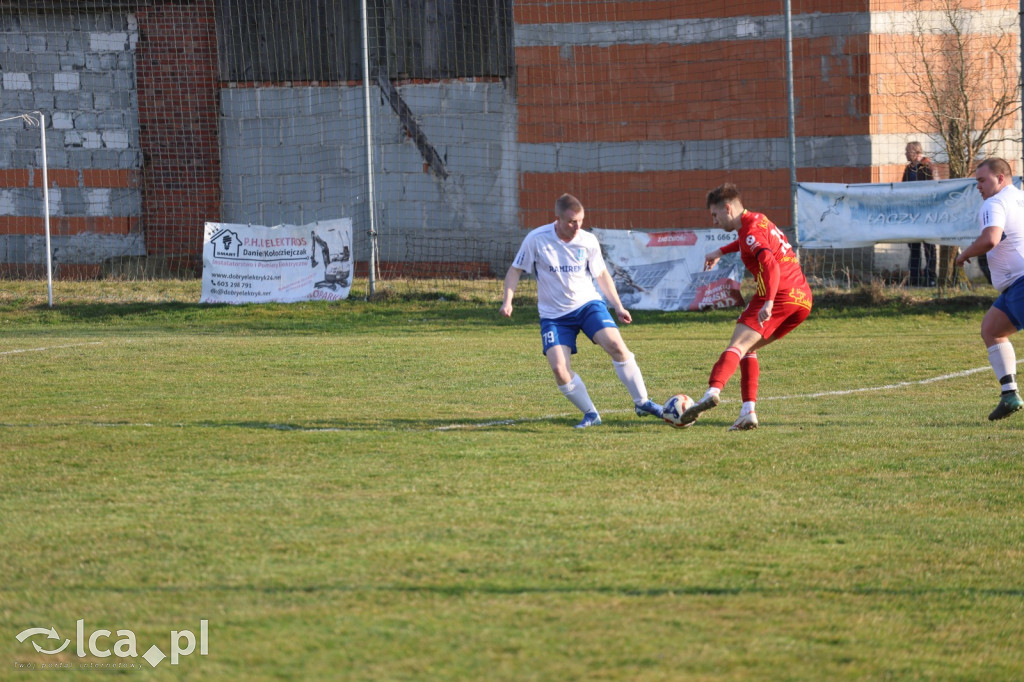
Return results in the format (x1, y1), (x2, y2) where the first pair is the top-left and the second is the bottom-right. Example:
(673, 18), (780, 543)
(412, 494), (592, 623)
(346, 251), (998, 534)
(679, 323), (763, 426)
(592, 327), (663, 419)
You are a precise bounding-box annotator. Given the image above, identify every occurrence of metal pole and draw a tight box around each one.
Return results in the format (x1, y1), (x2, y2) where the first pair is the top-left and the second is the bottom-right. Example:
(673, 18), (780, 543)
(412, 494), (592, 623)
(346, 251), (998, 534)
(784, 0), (799, 245)
(37, 112), (53, 308)
(360, 0), (378, 297)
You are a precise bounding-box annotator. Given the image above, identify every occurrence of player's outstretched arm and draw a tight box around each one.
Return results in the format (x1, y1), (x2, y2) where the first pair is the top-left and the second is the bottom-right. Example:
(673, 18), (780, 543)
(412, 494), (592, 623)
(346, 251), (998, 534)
(704, 248), (723, 271)
(500, 266), (523, 317)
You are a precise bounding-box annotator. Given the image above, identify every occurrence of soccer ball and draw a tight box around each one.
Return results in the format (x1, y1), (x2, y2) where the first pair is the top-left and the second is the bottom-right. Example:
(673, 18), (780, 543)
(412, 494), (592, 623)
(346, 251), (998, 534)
(662, 394), (696, 428)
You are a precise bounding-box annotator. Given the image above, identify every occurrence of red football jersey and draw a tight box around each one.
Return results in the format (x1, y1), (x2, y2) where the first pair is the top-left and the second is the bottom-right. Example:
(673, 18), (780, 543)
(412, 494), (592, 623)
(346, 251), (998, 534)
(720, 210), (808, 301)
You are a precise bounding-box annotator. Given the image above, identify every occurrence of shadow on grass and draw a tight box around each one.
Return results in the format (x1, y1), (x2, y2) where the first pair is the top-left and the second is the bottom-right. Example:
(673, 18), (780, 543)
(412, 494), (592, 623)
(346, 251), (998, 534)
(23, 581), (1024, 599)
(3, 283), (997, 332)
(0, 416), (667, 433)
(193, 417), (664, 433)
(12, 299), (542, 333)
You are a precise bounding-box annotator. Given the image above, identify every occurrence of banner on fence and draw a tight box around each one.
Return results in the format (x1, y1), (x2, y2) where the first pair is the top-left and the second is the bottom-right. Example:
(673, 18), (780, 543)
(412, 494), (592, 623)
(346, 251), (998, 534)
(591, 228), (745, 311)
(201, 219), (352, 304)
(797, 177), (1022, 249)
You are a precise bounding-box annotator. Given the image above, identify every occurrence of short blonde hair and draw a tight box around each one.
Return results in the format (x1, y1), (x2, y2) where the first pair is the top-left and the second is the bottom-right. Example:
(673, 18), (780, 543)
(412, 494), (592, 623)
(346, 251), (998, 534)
(555, 193), (583, 216)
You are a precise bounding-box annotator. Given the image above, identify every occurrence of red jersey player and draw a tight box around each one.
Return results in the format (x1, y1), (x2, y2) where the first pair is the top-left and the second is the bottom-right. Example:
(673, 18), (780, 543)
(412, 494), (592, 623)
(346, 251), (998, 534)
(675, 183), (813, 429)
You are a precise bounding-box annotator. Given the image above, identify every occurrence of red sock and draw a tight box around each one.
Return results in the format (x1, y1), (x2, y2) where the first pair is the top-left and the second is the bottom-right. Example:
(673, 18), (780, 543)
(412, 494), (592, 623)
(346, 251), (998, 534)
(709, 346), (743, 390)
(740, 353), (759, 402)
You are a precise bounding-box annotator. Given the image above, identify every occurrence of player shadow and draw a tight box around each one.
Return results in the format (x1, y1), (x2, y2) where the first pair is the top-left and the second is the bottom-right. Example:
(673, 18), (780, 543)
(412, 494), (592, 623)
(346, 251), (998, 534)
(190, 415), (667, 433)
(75, 580), (1024, 600)
(45, 300), (543, 331)
(191, 418), (537, 433)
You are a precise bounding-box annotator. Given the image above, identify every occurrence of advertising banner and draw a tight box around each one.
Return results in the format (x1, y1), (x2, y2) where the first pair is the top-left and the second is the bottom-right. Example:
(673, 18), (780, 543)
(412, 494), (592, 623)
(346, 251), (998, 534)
(201, 219), (352, 304)
(591, 228), (745, 311)
(795, 178), (1022, 249)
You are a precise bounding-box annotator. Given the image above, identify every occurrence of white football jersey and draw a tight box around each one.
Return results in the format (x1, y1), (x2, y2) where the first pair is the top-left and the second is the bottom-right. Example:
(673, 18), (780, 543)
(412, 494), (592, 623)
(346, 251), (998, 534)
(512, 222), (608, 319)
(978, 184), (1024, 292)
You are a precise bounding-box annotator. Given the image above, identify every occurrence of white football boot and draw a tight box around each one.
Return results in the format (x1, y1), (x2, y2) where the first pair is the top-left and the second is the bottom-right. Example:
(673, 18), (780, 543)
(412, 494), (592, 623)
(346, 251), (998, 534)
(728, 412), (759, 431)
(678, 392), (719, 426)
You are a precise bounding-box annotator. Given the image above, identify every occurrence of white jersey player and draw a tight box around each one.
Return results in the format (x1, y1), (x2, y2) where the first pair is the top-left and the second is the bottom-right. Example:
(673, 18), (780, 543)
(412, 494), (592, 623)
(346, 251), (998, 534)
(956, 157), (1024, 419)
(500, 193), (663, 427)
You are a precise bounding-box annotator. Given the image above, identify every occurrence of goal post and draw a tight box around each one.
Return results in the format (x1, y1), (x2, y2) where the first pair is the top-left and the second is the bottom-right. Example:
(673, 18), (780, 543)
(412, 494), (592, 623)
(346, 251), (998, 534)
(0, 111), (53, 306)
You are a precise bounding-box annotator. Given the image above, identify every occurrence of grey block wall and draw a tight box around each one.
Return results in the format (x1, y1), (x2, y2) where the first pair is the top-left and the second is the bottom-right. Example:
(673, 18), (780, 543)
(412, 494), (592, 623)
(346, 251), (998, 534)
(0, 12), (143, 264)
(220, 81), (521, 273)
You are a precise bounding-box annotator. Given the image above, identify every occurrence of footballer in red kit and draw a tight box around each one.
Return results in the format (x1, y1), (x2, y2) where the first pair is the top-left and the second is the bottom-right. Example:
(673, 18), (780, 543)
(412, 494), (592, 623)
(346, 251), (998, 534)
(719, 209), (812, 342)
(672, 183), (812, 430)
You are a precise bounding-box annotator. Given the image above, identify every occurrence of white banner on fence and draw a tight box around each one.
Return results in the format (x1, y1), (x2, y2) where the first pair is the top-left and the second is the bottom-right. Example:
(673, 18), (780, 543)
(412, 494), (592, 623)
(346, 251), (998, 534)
(591, 227), (746, 311)
(797, 178), (1021, 249)
(201, 219), (352, 304)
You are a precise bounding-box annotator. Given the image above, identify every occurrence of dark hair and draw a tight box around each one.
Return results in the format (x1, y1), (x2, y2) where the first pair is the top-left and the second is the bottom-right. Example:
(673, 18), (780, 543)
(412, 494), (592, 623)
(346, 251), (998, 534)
(555, 193), (584, 216)
(706, 183), (742, 209)
(977, 157), (1012, 177)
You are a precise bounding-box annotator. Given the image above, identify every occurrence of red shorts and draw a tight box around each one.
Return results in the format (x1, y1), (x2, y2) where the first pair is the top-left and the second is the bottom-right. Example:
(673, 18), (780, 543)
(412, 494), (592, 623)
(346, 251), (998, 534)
(737, 286), (812, 341)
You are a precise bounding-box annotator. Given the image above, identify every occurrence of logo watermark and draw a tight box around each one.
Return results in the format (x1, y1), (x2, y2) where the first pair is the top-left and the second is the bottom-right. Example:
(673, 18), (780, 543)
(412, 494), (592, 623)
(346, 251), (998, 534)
(14, 620), (208, 670)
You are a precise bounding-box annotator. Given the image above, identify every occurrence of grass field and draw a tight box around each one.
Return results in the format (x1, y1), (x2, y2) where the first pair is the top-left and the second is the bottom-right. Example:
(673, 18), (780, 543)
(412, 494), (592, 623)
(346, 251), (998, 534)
(1, 280), (1022, 680)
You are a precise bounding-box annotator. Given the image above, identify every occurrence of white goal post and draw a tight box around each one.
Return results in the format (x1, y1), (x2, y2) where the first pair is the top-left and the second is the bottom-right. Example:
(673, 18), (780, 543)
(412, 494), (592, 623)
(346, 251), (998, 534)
(0, 111), (53, 306)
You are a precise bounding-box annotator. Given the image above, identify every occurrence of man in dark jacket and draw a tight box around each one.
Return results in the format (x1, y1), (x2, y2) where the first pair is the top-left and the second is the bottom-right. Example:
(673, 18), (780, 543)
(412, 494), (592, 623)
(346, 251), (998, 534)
(903, 141), (937, 286)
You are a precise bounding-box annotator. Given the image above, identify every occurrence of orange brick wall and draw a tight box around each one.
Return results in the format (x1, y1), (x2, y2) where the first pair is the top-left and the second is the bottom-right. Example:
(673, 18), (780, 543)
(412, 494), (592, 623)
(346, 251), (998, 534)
(514, 1), (871, 24)
(514, 2), (1019, 232)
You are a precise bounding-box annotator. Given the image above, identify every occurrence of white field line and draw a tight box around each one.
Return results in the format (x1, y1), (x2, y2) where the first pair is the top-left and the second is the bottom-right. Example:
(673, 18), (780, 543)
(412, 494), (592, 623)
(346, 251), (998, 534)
(0, 355), (1015, 432)
(759, 362), (1008, 402)
(0, 341), (104, 356)
(434, 360), (1021, 430)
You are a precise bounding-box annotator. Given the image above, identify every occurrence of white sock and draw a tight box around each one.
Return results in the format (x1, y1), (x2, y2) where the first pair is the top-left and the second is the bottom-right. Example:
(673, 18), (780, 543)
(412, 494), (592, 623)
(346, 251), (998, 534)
(612, 353), (648, 405)
(559, 373), (597, 414)
(987, 342), (1018, 392)
(740, 401), (756, 416)
(703, 386), (721, 401)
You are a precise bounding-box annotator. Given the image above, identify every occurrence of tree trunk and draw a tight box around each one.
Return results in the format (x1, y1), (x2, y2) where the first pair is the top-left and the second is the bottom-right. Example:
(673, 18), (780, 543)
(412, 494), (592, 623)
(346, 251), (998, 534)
(937, 244), (971, 290)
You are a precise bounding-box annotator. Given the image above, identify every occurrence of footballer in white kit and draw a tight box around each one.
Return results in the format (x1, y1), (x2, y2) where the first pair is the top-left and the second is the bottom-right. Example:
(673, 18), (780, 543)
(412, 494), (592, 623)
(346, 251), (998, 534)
(956, 158), (1024, 420)
(499, 193), (663, 428)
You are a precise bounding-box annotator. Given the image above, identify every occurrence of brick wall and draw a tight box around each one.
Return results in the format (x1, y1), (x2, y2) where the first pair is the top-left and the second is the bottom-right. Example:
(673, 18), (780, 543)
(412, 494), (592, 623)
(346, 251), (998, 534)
(2, 2), (1018, 279)
(513, 1), (1021, 233)
(136, 0), (220, 274)
(0, 12), (144, 278)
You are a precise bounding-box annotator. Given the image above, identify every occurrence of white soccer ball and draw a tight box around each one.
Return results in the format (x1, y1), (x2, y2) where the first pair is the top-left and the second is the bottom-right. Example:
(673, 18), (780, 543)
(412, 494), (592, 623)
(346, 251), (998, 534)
(662, 394), (696, 428)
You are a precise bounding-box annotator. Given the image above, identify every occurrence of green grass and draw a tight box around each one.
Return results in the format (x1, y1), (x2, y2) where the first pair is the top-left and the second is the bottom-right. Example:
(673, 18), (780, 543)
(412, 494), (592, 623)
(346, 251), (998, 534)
(1, 281), (1022, 680)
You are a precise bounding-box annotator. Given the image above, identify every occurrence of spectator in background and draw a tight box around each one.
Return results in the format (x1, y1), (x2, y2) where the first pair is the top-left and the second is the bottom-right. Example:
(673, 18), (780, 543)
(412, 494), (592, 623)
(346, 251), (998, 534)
(902, 141), (937, 286)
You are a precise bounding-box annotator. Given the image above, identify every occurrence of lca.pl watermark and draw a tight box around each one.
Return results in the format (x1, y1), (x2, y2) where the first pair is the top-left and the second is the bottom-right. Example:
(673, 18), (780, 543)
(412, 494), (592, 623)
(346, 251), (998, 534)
(14, 619), (208, 670)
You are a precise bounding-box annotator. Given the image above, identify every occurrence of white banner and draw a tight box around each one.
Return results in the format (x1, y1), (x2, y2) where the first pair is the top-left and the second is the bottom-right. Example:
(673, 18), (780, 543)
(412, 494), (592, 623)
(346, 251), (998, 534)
(796, 178), (1021, 249)
(592, 227), (745, 311)
(201, 219), (352, 304)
